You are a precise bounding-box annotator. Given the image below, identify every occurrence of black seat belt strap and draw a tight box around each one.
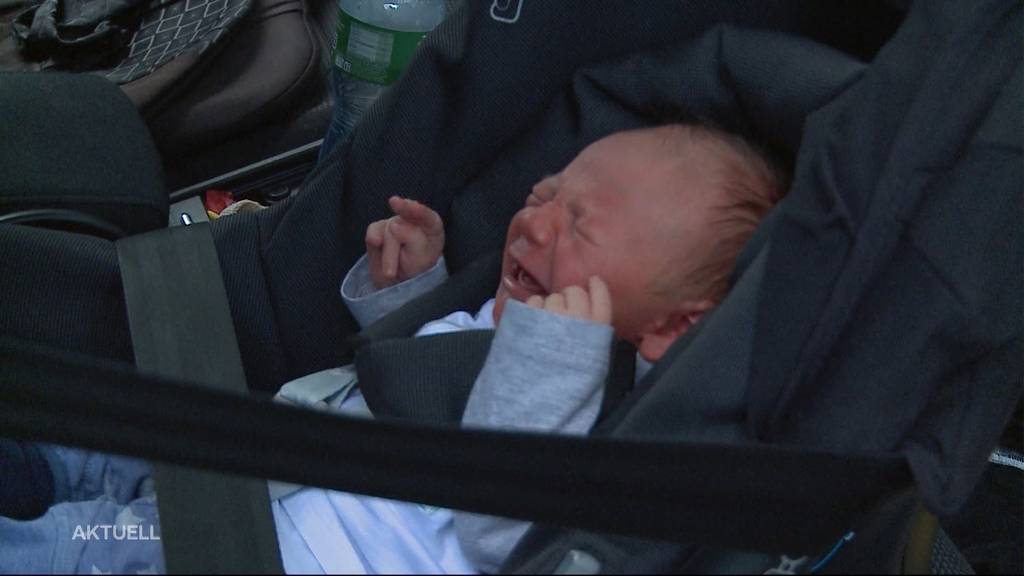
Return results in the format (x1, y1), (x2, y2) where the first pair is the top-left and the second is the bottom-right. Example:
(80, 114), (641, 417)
(115, 223), (283, 574)
(0, 335), (911, 554)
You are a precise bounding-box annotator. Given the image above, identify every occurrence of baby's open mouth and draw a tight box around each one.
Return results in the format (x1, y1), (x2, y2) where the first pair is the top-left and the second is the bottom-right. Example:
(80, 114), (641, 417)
(504, 261), (548, 300)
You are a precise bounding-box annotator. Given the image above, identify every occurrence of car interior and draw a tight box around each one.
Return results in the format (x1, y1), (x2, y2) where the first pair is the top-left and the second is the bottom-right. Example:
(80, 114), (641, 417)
(0, 0), (1020, 573)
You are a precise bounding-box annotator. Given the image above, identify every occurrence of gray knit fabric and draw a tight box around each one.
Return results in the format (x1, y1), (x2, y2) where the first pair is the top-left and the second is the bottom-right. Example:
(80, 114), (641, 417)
(455, 300), (613, 573)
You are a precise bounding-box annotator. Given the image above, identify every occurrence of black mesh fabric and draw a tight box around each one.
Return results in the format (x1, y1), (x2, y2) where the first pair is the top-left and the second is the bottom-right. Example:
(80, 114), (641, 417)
(355, 331), (492, 425)
(207, 207), (292, 392)
(932, 528), (976, 575)
(0, 223), (132, 363)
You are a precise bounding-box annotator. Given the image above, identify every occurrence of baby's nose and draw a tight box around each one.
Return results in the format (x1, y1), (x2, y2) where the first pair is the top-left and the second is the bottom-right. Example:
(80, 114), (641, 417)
(521, 205), (554, 246)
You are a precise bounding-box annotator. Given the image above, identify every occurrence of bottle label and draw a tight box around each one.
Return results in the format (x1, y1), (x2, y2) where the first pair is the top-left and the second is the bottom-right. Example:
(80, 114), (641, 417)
(333, 10), (430, 85)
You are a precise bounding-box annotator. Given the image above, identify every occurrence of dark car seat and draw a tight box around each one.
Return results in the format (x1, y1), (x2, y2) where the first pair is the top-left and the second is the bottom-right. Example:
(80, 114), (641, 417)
(0, 0), (1020, 573)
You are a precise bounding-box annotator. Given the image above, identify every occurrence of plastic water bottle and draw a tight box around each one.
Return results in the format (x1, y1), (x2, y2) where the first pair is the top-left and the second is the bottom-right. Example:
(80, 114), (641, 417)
(319, 0), (446, 161)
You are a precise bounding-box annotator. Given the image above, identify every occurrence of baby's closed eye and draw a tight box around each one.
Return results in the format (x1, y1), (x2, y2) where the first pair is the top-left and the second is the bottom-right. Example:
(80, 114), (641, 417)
(527, 175), (559, 206)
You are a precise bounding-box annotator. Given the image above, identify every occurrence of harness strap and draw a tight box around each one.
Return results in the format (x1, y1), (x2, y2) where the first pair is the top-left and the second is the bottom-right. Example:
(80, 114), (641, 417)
(356, 330), (493, 424)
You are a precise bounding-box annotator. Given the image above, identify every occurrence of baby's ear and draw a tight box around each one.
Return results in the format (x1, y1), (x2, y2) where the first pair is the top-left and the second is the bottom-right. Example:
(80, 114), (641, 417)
(636, 299), (716, 363)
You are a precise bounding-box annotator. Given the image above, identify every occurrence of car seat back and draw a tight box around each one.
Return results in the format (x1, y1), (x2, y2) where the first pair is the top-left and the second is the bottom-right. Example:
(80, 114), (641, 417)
(0, 0), (322, 163)
(216, 0), (904, 391)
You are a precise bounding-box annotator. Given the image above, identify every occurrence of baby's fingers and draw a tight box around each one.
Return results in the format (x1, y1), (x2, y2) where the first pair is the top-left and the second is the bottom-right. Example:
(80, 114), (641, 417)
(562, 285), (589, 319)
(365, 220), (387, 284)
(389, 196), (443, 236)
(543, 293), (567, 316)
(387, 218), (426, 249)
(587, 276), (612, 324)
(380, 220), (401, 280)
(365, 220), (386, 250)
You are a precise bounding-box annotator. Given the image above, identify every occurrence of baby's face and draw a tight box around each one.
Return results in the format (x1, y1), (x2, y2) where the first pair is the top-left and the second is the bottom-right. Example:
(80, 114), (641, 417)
(493, 129), (722, 342)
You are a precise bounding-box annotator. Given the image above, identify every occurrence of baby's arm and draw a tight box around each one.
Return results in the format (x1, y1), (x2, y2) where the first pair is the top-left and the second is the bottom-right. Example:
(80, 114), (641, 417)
(462, 276), (614, 432)
(454, 278), (615, 572)
(341, 197), (447, 328)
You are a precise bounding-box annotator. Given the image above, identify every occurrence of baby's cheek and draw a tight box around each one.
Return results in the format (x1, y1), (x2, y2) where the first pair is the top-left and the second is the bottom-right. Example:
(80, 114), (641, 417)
(555, 253), (595, 292)
(601, 280), (638, 336)
(552, 272), (587, 295)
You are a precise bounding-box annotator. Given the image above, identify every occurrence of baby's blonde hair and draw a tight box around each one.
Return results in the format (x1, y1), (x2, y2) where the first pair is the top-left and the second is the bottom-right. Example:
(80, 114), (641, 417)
(651, 122), (789, 303)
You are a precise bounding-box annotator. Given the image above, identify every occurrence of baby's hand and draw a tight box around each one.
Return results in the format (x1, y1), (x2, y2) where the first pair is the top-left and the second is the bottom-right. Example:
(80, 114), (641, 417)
(365, 196), (445, 288)
(525, 276), (612, 325)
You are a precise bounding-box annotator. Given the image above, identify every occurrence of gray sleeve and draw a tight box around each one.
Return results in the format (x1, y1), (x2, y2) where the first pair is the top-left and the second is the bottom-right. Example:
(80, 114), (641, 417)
(460, 299), (613, 432)
(340, 254), (448, 329)
(454, 299), (614, 573)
